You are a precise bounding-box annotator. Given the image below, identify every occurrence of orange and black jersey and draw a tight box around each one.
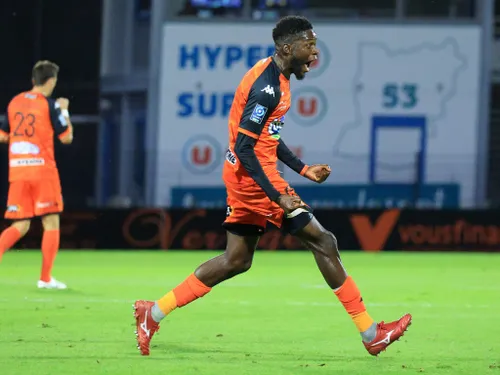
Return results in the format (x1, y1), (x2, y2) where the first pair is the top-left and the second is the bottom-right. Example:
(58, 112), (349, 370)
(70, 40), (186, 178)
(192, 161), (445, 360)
(0, 91), (70, 181)
(224, 57), (306, 201)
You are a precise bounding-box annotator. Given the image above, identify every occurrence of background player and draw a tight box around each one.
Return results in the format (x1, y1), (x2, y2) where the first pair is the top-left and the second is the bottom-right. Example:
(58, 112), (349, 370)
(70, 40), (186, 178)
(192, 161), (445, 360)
(0, 60), (73, 289)
(134, 16), (411, 356)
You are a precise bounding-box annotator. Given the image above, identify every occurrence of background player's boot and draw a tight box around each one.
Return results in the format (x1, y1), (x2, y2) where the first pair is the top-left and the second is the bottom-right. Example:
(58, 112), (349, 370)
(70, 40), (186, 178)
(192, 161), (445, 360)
(134, 300), (160, 356)
(363, 313), (412, 356)
(37, 277), (67, 289)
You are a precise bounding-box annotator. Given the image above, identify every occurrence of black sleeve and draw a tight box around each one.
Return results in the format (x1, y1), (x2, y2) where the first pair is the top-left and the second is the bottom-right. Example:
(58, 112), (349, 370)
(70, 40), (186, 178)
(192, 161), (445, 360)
(277, 138), (306, 174)
(238, 83), (280, 137)
(47, 98), (69, 136)
(234, 83), (281, 202)
(0, 111), (9, 134)
(234, 133), (281, 202)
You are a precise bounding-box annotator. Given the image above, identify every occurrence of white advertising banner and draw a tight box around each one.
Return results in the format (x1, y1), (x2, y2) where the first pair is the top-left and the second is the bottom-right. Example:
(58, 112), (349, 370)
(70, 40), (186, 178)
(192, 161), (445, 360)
(156, 23), (481, 207)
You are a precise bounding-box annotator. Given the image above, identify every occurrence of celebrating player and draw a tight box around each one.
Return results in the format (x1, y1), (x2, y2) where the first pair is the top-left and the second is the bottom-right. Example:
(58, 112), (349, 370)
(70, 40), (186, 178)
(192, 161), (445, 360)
(134, 16), (411, 356)
(0, 60), (73, 289)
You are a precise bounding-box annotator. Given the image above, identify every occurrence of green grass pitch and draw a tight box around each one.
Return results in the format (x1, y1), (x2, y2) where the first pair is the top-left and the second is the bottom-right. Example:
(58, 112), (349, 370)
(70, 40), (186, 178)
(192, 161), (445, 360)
(0, 250), (498, 375)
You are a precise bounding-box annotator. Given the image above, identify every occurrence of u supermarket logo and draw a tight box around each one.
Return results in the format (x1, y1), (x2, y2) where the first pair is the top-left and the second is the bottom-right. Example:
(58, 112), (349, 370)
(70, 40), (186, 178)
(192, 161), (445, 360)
(182, 135), (222, 174)
(289, 87), (328, 127)
(307, 39), (330, 79)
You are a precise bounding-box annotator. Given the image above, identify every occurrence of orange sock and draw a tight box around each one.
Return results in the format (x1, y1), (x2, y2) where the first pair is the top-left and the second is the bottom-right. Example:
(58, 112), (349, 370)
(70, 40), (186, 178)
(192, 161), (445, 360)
(334, 276), (375, 332)
(0, 226), (22, 260)
(157, 274), (212, 316)
(40, 230), (60, 282)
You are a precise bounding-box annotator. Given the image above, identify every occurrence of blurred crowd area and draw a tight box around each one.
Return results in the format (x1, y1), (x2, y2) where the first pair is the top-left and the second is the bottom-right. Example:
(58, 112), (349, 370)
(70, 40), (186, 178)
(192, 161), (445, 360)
(161, 0), (477, 19)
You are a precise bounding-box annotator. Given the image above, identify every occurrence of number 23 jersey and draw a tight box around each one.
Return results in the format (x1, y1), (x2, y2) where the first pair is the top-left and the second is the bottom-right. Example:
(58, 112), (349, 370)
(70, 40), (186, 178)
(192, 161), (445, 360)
(0, 91), (71, 182)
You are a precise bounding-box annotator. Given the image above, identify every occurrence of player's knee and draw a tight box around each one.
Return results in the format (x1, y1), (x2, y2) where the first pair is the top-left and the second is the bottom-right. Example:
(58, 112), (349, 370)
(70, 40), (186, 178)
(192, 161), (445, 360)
(225, 254), (253, 275)
(12, 220), (30, 236)
(41, 214), (60, 231)
(315, 229), (338, 255)
(323, 230), (338, 250)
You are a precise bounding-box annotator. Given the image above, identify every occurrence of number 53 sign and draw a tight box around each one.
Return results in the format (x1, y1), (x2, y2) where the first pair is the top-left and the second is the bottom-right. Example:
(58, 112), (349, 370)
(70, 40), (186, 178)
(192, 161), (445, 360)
(382, 83), (418, 109)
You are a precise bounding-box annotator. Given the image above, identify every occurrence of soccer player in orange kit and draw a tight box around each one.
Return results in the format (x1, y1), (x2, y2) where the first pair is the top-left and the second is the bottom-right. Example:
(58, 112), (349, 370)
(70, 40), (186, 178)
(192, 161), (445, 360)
(0, 60), (73, 289)
(134, 16), (412, 356)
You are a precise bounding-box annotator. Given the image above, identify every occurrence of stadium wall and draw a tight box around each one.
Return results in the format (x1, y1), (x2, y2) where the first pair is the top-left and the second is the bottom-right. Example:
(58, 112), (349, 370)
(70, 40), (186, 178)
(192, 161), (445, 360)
(155, 23), (482, 208)
(3, 209), (500, 252)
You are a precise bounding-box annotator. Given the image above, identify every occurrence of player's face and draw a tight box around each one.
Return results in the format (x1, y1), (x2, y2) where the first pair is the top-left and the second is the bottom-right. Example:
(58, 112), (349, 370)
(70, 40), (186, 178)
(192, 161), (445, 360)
(290, 30), (318, 80)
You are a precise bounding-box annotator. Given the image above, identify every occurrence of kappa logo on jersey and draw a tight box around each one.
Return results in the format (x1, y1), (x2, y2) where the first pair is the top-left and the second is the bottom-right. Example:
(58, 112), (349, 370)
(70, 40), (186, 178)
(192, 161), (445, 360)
(261, 85), (275, 97)
(249, 104), (268, 124)
(268, 116), (284, 140)
(289, 87), (328, 127)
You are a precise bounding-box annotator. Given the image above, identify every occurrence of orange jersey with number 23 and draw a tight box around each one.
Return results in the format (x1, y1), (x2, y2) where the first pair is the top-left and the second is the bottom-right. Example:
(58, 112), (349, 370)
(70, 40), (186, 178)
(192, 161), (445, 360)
(0, 91), (71, 182)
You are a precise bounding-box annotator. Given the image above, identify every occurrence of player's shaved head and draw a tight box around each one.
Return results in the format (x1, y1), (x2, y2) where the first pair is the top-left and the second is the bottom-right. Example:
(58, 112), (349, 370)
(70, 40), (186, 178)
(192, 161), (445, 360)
(32, 60), (59, 86)
(272, 16), (313, 45)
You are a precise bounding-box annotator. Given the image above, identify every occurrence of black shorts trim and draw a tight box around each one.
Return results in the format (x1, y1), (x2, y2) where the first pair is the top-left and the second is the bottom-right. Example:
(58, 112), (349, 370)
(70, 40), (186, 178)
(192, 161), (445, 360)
(222, 223), (266, 237)
(282, 210), (314, 235)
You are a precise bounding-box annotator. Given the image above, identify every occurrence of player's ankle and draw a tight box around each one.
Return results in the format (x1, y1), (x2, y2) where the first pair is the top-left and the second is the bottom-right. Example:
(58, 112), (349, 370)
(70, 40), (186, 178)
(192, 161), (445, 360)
(360, 322), (377, 342)
(151, 302), (165, 323)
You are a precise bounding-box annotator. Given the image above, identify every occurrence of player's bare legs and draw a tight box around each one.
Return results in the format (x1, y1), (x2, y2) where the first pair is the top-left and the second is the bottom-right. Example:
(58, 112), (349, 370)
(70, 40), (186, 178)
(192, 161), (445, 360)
(134, 231), (259, 355)
(0, 220), (30, 262)
(38, 214), (66, 289)
(193, 232), (258, 286)
(294, 214), (412, 356)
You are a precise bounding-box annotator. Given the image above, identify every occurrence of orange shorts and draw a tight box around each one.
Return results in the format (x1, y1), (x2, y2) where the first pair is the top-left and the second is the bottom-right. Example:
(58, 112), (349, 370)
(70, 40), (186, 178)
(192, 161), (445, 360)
(223, 178), (303, 229)
(5, 179), (64, 220)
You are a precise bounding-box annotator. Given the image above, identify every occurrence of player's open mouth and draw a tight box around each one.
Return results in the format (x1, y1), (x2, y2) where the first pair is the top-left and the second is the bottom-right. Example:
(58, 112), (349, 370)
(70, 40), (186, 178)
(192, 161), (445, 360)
(303, 60), (314, 72)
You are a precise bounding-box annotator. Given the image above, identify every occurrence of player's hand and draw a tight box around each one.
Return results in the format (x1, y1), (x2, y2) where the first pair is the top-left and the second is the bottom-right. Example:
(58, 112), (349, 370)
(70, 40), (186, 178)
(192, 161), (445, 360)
(56, 98), (70, 110)
(304, 164), (331, 183)
(276, 195), (306, 214)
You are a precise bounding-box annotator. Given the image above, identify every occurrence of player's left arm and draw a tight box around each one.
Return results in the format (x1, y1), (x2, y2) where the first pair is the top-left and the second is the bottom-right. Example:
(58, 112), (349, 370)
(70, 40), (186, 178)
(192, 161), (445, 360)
(0, 111), (9, 143)
(48, 98), (73, 144)
(277, 138), (308, 176)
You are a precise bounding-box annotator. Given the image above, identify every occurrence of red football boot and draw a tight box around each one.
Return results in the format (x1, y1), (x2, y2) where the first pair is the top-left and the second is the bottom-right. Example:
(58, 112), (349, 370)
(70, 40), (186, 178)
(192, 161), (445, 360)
(363, 313), (412, 356)
(134, 300), (160, 356)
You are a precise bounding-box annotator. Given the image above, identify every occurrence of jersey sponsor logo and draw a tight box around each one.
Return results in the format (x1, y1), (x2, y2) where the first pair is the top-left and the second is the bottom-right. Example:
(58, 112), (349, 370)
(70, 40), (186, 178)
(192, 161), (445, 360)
(289, 87), (328, 127)
(10, 141), (40, 155)
(36, 201), (57, 209)
(261, 85), (275, 97)
(7, 205), (19, 213)
(225, 148), (237, 165)
(249, 104), (268, 124)
(9, 158), (45, 167)
(268, 116), (284, 140)
(182, 134), (222, 174)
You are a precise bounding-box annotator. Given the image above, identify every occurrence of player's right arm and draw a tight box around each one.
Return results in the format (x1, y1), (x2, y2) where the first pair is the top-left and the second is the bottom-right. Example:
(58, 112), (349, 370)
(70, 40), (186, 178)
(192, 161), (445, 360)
(234, 85), (282, 202)
(49, 97), (73, 144)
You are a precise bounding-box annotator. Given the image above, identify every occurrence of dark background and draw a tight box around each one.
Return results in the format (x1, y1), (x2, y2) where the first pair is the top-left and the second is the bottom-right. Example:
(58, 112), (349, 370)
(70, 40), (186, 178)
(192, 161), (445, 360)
(0, 0), (102, 208)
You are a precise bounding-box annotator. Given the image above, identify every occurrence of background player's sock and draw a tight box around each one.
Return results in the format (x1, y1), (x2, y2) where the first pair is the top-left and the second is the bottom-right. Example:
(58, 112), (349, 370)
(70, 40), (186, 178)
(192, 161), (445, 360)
(40, 230), (60, 282)
(0, 226), (22, 261)
(151, 273), (212, 323)
(334, 276), (377, 342)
